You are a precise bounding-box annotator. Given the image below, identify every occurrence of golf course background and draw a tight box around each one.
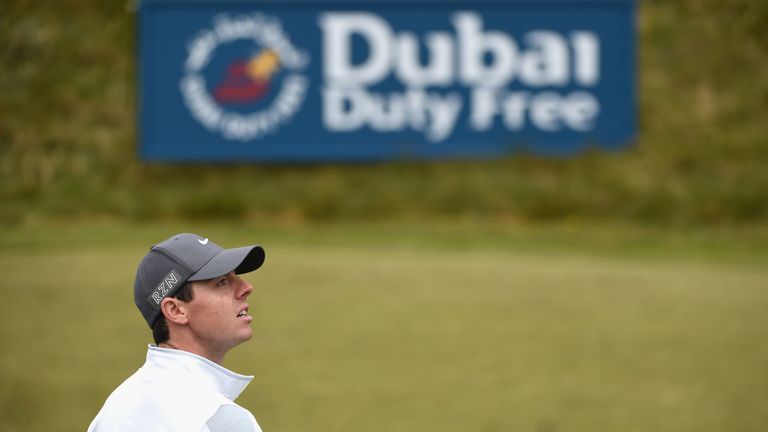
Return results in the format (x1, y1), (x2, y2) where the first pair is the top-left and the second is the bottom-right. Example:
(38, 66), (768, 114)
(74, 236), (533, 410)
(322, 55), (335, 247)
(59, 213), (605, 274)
(1, 224), (767, 431)
(1, 0), (768, 431)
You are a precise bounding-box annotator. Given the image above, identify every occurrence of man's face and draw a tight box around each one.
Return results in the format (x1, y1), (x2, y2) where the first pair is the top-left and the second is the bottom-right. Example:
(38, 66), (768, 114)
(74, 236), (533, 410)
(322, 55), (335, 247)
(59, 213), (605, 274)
(183, 271), (254, 354)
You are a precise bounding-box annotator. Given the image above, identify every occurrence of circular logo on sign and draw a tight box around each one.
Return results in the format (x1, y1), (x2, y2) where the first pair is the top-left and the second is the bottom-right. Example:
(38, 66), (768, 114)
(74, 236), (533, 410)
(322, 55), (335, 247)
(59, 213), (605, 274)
(180, 13), (310, 141)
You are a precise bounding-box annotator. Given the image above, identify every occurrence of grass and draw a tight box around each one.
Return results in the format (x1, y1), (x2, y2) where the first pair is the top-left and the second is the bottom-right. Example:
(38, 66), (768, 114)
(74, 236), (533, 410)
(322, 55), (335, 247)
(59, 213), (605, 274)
(1, 1), (768, 226)
(0, 223), (766, 431)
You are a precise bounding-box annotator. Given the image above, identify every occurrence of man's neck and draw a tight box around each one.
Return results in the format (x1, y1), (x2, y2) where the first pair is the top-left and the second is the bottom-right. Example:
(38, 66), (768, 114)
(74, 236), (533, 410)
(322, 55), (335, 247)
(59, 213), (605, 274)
(158, 339), (227, 365)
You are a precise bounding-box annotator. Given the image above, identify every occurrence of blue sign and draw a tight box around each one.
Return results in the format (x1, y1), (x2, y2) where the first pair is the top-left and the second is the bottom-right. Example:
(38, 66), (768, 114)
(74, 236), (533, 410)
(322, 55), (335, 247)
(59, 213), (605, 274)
(138, 0), (636, 161)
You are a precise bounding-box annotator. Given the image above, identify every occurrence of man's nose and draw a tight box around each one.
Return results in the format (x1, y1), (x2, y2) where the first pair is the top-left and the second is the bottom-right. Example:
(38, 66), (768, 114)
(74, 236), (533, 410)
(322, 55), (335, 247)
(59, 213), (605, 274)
(237, 278), (253, 299)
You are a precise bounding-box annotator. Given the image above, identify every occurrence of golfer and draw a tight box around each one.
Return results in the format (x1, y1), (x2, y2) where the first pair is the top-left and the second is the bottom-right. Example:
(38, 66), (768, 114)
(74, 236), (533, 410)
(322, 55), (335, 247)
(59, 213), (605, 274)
(88, 233), (266, 431)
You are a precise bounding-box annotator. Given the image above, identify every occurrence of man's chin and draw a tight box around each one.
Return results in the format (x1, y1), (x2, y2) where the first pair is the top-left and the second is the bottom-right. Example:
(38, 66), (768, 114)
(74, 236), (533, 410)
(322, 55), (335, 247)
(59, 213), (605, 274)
(226, 333), (252, 352)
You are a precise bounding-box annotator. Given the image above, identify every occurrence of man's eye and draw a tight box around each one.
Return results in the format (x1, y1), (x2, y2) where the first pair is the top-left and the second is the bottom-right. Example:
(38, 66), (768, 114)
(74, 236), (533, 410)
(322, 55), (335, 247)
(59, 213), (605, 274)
(216, 278), (227, 287)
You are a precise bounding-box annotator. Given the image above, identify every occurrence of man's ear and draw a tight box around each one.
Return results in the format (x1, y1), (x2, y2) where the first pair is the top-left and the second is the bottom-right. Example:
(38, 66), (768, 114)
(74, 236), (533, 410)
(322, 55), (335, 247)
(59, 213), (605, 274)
(160, 297), (189, 326)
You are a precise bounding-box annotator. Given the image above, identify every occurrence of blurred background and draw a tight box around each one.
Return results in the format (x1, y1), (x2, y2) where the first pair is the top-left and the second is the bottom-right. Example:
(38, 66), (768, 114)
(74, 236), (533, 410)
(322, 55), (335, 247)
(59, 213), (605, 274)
(1, 1), (767, 431)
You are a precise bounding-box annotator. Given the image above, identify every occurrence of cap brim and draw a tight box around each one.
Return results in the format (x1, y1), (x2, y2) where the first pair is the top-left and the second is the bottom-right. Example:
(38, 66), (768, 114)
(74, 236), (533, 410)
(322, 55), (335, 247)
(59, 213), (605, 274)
(188, 245), (265, 281)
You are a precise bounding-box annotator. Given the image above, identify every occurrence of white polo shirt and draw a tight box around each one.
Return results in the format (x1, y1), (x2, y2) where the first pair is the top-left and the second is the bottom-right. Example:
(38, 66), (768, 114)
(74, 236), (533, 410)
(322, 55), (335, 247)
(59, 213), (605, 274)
(88, 345), (263, 432)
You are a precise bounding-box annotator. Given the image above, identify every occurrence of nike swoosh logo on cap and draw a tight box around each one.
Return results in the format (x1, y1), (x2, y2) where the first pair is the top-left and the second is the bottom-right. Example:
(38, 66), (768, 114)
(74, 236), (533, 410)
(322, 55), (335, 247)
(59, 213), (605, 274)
(198, 238), (209, 245)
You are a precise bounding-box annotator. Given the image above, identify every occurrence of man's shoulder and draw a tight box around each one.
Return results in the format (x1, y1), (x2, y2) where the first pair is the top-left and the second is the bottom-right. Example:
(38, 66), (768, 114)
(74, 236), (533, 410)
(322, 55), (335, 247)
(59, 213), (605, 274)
(88, 366), (224, 431)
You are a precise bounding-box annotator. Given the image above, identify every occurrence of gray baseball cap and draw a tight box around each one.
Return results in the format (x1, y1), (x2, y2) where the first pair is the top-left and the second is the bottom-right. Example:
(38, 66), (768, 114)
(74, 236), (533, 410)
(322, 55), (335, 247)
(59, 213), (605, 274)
(134, 233), (265, 328)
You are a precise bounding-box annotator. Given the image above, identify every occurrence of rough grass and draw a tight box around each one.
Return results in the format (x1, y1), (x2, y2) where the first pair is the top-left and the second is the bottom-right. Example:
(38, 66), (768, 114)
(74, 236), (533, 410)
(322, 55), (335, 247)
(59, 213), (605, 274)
(1, 1), (767, 227)
(0, 224), (766, 432)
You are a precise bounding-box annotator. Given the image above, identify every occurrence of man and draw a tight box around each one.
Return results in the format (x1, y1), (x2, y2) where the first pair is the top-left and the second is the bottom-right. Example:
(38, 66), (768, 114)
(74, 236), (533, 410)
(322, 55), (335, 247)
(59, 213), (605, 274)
(88, 233), (266, 431)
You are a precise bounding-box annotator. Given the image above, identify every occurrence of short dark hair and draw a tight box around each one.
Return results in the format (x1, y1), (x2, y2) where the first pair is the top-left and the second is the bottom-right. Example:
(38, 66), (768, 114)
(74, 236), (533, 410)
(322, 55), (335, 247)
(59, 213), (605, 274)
(152, 283), (195, 345)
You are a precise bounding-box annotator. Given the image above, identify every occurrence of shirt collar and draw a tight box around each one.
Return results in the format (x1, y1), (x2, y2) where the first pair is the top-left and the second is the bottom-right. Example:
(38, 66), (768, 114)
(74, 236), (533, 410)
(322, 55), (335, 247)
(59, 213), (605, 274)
(145, 345), (254, 400)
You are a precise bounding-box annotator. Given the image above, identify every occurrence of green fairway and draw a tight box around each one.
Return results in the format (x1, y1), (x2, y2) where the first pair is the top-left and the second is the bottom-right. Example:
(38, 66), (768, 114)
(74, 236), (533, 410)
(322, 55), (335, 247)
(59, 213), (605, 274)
(1, 224), (766, 432)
